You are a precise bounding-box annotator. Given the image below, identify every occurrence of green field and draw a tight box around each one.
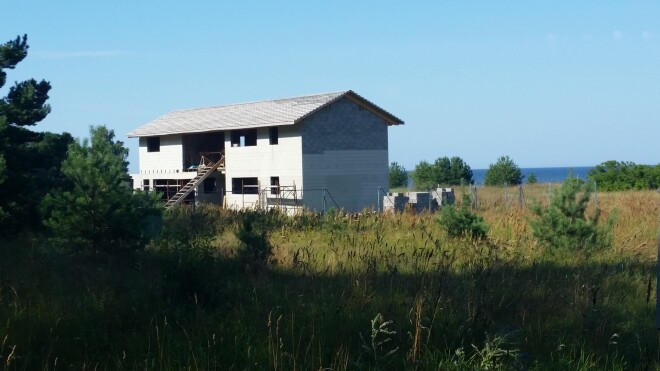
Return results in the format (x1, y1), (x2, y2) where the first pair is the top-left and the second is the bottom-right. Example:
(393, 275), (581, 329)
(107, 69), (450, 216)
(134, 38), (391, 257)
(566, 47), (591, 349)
(1, 187), (658, 370)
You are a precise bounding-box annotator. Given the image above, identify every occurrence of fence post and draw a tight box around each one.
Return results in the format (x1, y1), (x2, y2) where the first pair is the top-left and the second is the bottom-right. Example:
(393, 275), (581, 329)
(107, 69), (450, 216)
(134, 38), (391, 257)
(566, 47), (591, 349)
(377, 187), (380, 212)
(322, 188), (326, 215)
(594, 180), (598, 209)
(518, 184), (524, 209)
(471, 185), (478, 210)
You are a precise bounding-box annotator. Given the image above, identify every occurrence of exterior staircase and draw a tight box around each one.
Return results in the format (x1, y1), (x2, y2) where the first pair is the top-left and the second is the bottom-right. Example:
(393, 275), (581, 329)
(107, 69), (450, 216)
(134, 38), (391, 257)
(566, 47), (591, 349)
(164, 156), (224, 211)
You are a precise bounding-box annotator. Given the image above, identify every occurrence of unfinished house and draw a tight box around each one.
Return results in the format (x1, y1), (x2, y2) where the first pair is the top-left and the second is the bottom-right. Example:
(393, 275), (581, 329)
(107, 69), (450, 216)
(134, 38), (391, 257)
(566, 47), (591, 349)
(128, 90), (404, 212)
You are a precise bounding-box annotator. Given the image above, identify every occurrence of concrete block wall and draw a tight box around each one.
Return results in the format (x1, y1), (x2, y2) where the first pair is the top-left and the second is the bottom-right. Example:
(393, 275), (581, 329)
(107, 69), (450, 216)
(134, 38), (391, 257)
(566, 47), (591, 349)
(382, 189), (455, 212)
(302, 97), (389, 212)
(383, 193), (409, 212)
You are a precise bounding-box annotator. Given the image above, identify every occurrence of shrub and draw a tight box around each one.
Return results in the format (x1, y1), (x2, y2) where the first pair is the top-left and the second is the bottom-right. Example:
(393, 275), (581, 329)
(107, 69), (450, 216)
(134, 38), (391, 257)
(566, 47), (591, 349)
(529, 178), (615, 251)
(484, 156), (522, 186)
(527, 172), (538, 184)
(236, 210), (281, 262)
(437, 194), (488, 239)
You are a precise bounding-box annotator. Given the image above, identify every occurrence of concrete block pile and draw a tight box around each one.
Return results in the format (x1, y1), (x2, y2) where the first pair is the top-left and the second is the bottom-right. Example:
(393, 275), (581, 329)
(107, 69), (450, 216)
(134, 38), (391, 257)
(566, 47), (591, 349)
(383, 188), (455, 212)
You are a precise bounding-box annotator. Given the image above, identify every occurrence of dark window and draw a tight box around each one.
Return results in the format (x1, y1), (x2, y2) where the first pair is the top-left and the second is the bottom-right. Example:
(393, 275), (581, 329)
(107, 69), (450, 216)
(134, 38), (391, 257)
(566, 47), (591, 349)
(230, 129), (257, 147)
(270, 176), (280, 195)
(147, 137), (160, 152)
(269, 127), (279, 145)
(203, 178), (216, 193)
(232, 177), (259, 194)
(143, 179), (150, 191)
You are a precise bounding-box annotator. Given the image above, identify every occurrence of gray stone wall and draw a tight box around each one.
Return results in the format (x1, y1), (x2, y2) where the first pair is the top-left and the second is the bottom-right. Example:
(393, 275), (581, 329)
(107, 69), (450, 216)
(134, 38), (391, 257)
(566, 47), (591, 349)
(301, 97), (388, 154)
(301, 97), (390, 212)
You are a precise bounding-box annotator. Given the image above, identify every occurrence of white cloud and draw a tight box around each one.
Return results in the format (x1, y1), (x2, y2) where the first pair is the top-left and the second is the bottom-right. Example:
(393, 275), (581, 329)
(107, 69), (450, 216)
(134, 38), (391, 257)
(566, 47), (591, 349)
(612, 30), (623, 40)
(33, 50), (130, 59)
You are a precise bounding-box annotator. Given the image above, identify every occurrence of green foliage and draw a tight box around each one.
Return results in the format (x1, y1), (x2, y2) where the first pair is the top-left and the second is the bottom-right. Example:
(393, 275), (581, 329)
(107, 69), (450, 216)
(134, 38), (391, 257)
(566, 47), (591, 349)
(411, 156), (473, 190)
(236, 210), (282, 262)
(389, 161), (408, 188)
(530, 179), (614, 251)
(484, 155), (523, 186)
(527, 172), (538, 184)
(446, 335), (521, 370)
(43, 126), (162, 252)
(0, 205), (657, 369)
(155, 205), (227, 255)
(437, 194), (488, 239)
(588, 160), (660, 191)
(0, 35), (73, 235)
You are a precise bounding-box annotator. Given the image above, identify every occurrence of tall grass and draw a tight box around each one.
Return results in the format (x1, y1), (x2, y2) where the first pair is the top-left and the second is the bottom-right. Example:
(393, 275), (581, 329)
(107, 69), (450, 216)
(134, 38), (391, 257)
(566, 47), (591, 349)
(0, 189), (658, 369)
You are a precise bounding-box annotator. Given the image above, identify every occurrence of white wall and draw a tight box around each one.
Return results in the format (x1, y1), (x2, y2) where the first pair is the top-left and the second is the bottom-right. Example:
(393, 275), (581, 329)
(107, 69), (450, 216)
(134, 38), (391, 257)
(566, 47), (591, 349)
(224, 125), (303, 209)
(138, 135), (184, 174)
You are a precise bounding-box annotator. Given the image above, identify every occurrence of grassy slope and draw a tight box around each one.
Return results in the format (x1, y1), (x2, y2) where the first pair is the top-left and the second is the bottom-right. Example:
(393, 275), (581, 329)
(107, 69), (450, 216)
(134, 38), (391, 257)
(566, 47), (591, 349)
(0, 188), (658, 370)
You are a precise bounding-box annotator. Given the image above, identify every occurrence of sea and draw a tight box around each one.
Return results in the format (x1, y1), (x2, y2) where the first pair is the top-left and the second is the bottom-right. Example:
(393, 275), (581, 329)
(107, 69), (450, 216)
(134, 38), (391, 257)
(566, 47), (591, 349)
(472, 166), (593, 186)
(407, 166), (593, 187)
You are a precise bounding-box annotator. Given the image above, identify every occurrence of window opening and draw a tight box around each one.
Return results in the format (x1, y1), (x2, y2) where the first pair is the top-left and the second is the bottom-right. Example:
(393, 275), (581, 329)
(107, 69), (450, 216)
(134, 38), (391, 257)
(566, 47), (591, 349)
(147, 137), (160, 152)
(232, 177), (259, 194)
(230, 129), (257, 147)
(204, 178), (216, 193)
(269, 127), (279, 145)
(270, 176), (280, 195)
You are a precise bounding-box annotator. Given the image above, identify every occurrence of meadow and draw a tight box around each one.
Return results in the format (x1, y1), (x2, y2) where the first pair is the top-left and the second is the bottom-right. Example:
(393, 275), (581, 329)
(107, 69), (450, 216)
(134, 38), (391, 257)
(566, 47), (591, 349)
(0, 185), (658, 370)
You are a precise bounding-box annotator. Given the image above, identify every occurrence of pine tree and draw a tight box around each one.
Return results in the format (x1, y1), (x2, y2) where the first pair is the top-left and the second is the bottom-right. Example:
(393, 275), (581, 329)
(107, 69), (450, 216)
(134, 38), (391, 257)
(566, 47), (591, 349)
(0, 35), (73, 234)
(529, 178), (614, 251)
(389, 162), (408, 188)
(484, 156), (523, 186)
(43, 126), (162, 252)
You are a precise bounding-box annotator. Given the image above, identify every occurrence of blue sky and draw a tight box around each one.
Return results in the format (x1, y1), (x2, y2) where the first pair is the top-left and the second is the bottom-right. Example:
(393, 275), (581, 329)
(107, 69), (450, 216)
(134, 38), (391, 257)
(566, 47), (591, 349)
(3, 1), (659, 172)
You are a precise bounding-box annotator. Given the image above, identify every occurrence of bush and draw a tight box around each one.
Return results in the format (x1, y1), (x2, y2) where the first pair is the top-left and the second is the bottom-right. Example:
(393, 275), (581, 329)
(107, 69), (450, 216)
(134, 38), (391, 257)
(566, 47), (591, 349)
(236, 210), (282, 262)
(527, 173), (538, 184)
(437, 194), (488, 239)
(484, 156), (522, 186)
(529, 178), (614, 251)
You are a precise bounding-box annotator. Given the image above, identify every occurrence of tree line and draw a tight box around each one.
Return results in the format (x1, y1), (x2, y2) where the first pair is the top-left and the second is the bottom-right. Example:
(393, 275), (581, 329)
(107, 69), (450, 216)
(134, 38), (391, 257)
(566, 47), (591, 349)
(391, 157), (660, 191)
(0, 35), (161, 249)
(390, 155), (526, 189)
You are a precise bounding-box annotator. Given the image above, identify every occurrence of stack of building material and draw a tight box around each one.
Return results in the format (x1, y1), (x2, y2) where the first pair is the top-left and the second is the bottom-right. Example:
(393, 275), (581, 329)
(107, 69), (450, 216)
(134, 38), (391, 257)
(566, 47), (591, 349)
(432, 188), (455, 207)
(382, 188), (456, 213)
(407, 192), (438, 212)
(382, 193), (409, 212)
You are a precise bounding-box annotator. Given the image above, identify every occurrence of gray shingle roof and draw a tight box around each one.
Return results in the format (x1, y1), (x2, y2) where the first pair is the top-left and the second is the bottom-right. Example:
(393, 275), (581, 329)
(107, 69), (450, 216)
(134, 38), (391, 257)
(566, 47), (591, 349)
(127, 90), (403, 137)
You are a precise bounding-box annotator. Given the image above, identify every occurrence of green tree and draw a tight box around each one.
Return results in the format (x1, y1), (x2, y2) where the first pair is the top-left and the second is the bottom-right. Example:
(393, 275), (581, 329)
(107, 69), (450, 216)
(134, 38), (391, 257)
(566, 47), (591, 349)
(527, 173), (538, 184)
(0, 35), (73, 234)
(588, 160), (660, 191)
(411, 156), (473, 190)
(437, 194), (488, 239)
(389, 162), (408, 188)
(43, 126), (162, 252)
(529, 178), (614, 252)
(484, 156), (523, 186)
